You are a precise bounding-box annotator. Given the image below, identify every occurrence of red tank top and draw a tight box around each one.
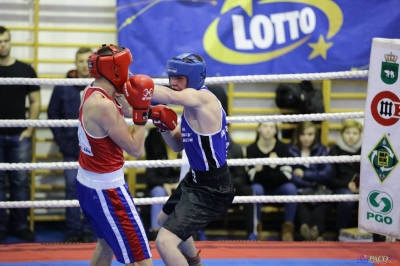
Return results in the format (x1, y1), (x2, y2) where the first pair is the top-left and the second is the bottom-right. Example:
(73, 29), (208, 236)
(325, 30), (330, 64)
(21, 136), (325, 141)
(78, 87), (124, 173)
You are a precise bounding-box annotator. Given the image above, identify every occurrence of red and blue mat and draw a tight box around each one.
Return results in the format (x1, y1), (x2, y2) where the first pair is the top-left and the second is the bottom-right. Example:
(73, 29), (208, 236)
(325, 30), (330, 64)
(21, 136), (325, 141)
(1, 241), (399, 265)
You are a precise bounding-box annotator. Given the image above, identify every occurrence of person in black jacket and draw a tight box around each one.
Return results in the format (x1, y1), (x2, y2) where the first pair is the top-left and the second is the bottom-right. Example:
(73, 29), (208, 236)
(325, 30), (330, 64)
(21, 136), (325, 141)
(247, 122), (297, 241)
(47, 47), (94, 243)
(328, 119), (362, 238)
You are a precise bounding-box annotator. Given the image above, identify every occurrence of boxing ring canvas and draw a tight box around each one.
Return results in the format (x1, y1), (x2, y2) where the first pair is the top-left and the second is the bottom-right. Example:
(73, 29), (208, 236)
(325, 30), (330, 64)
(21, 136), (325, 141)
(1, 241), (399, 265)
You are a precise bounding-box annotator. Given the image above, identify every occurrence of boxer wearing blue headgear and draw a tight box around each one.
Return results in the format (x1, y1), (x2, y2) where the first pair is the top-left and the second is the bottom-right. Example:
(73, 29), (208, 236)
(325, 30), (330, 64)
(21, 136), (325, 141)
(166, 53), (206, 90)
(151, 55), (234, 266)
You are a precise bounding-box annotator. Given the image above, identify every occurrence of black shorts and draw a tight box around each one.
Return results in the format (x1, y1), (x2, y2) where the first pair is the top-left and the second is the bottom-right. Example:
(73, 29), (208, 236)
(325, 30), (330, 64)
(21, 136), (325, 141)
(162, 163), (234, 241)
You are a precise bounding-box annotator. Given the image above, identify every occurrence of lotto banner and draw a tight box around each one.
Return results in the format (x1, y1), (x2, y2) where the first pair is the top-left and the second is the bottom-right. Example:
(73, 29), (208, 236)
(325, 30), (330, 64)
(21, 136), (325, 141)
(116, 0), (400, 77)
(359, 38), (400, 238)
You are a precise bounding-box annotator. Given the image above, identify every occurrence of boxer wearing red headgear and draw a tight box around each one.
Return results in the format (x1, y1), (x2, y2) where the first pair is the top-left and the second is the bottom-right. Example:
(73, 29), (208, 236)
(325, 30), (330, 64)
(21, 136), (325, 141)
(77, 44), (154, 266)
(88, 44), (178, 129)
(88, 44), (132, 94)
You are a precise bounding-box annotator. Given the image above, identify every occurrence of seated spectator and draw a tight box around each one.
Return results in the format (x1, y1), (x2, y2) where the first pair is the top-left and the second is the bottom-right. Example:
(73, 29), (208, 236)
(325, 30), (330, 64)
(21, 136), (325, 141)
(246, 122), (297, 241)
(145, 128), (180, 240)
(328, 119), (363, 239)
(288, 121), (333, 241)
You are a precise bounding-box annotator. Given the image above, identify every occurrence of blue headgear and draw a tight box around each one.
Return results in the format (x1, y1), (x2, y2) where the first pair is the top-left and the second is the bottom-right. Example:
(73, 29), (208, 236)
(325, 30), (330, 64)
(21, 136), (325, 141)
(166, 53), (206, 90)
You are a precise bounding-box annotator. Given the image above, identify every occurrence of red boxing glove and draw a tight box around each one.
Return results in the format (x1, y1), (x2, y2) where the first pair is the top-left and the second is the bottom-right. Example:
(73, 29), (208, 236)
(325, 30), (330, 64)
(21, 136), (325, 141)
(150, 105), (178, 132)
(123, 74), (154, 125)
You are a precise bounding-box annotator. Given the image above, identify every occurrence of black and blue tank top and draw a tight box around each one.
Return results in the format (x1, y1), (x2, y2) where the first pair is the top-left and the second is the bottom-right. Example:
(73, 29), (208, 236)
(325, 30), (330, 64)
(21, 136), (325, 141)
(180, 89), (229, 171)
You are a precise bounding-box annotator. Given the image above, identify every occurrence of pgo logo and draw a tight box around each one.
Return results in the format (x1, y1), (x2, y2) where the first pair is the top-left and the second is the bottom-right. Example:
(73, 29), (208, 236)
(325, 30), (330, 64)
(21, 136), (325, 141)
(371, 91), (400, 126)
(368, 190), (393, 214)
(367, 190), (393, 225)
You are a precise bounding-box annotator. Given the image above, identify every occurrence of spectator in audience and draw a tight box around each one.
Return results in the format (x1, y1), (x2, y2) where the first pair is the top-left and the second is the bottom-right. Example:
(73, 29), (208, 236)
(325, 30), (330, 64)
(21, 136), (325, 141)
(328, 119), (363, 239)
(288, 121), (333, 241)
(47, 47), (94, 243)
(246, 122), (297, 241)
(0, 26), (40, 243)
(145, 127), (180, 241)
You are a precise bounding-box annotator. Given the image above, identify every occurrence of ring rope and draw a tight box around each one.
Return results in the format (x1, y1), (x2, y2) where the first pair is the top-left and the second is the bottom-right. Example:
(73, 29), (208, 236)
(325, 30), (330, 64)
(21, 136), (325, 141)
(0, 112), (364, 127)
(0, 70), (368, 86)
(0, 195), (359, 209)
(0, 155), (360, 171)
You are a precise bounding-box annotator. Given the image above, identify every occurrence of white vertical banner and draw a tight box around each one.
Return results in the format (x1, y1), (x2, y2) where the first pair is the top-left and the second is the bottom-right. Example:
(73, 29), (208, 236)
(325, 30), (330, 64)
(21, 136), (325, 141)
(359, 38), (400, 238)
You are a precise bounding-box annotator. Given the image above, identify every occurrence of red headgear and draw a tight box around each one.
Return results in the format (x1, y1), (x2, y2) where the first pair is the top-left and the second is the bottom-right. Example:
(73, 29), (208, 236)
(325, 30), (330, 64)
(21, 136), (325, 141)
(88, 44), (133, 93)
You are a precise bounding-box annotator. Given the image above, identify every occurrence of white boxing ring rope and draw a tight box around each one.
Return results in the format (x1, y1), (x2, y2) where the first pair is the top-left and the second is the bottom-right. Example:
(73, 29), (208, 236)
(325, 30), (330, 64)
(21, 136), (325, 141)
(0, 70), (368, 86)
(0, 71), (367, 209)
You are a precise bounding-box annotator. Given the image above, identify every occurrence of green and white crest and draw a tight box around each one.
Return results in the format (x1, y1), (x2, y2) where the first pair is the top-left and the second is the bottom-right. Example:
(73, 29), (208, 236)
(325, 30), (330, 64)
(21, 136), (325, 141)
(381, 52), (398, 84)
(367, 134), (398, 182)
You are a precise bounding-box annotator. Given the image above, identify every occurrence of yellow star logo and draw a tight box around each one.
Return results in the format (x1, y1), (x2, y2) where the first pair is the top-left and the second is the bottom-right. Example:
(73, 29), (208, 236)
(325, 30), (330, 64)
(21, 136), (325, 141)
(308, 35), (333, 60)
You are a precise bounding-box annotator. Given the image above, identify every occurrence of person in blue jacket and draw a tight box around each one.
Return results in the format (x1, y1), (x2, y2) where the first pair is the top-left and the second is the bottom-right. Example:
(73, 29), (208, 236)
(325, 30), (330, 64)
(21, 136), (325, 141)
(288, 121), (333, 241)
(47, 47), (94, 243)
